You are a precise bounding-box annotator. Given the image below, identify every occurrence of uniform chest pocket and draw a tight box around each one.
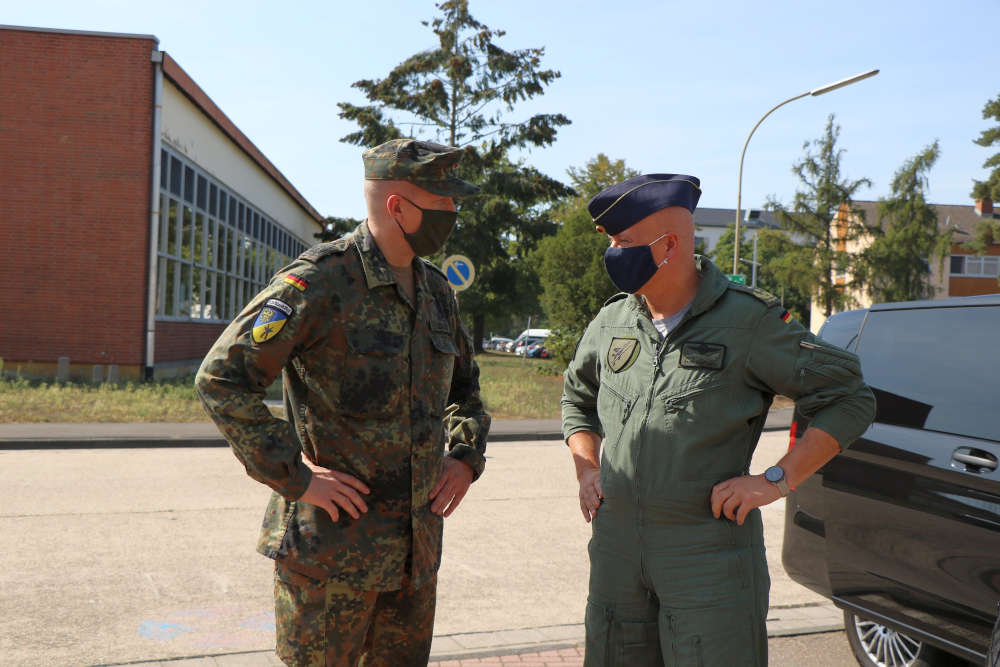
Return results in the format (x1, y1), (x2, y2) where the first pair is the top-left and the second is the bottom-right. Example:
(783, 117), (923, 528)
(663, 381), (729, 413)
(340, 327), (408, 418)
(597, 379), (637, 456)
(425, 328), (458, 416)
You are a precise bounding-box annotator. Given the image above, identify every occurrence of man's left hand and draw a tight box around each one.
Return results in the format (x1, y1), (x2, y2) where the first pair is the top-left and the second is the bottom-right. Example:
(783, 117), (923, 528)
(710, 475), (782, 525)
(429, 457), (474, 517)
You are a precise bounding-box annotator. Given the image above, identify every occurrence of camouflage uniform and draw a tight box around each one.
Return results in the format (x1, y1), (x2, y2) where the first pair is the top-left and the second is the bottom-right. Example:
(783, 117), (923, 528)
(196, 139), (489, 666)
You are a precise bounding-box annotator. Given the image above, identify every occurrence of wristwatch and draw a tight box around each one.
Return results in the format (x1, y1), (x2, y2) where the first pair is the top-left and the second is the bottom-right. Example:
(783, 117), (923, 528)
(764, 465), (790, 496)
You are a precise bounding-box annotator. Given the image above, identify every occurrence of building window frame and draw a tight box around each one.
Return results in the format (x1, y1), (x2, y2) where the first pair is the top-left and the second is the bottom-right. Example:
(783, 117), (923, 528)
(950, 254), (1000, 278)
(155, 145), (308, 323)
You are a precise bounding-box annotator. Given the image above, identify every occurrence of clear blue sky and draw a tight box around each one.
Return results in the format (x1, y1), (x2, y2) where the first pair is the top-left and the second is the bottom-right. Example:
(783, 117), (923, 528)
(7, 0), (998, 221)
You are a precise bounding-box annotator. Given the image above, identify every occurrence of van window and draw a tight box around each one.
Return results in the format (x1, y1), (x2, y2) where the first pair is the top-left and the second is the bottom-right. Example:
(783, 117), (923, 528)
(855, 306), (999, 442)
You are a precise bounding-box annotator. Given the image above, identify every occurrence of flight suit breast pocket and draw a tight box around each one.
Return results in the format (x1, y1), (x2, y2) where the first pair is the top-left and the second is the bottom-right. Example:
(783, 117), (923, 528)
(341, 326), (407, 418)
(597, 379), (637, 456)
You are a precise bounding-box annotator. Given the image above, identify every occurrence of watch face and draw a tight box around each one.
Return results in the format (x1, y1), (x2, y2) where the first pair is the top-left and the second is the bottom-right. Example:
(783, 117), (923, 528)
(765, 466), (784, 483)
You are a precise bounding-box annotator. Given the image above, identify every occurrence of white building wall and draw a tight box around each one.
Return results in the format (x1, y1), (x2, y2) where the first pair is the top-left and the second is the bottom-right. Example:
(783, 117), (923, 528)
(160, 80), (318, 244)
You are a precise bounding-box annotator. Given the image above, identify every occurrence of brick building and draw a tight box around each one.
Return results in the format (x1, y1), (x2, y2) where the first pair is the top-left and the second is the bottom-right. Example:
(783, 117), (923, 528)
(0, 26), (324, 380)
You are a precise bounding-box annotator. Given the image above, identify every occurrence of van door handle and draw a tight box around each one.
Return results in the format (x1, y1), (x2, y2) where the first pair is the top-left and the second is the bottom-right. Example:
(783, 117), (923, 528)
(952, 449), (998, 472)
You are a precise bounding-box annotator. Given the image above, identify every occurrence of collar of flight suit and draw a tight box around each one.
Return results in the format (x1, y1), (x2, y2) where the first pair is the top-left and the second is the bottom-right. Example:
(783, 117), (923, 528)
(353, 220), (434, 313)
(627, 254), (731, 324)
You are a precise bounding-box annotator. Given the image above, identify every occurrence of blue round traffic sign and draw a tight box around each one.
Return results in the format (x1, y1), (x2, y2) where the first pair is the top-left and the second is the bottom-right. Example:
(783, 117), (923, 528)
(441, 255), (475, 291)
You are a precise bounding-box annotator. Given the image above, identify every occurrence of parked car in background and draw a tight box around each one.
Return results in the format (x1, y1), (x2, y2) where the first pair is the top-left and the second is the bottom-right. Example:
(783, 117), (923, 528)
(514, 337), (545, 356)
(484, 336), (512, 351)
(509, 328), (551, 357)
(526, 342), (550, 359)
(782, 295), (1000, 666)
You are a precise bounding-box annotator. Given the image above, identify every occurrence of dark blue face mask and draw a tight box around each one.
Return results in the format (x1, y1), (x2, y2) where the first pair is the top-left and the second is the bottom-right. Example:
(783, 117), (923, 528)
(603, 233), (669, 293)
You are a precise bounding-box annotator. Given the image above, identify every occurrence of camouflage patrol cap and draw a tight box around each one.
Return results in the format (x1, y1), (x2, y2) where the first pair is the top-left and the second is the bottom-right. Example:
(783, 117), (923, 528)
(363, 138), (479, 197)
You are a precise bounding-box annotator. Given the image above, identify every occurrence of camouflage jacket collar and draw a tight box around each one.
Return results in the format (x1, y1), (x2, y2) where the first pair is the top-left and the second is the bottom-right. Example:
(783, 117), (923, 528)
(353, 221), (434, 308)
(353, 221), (395, 289)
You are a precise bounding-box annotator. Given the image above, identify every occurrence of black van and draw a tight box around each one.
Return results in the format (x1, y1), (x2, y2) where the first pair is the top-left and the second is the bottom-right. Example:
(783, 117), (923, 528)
(781, 294), (1000, 666)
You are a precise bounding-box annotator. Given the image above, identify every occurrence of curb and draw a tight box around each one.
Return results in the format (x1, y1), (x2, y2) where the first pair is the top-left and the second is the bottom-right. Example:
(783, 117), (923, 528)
(0, 430), (564, 451)
(111, 602), (843, 666)
(0, 409), (792, 451)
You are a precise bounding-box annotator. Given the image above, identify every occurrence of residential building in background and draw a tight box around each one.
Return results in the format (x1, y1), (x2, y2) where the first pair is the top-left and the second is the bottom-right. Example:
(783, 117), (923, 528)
(692, 207), (782, 255)
(0, 25), (324, 380)
(811, 198), (1000, 332)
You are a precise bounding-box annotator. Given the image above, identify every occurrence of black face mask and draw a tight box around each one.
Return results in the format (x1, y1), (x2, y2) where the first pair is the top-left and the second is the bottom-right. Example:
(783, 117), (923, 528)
(395, 196), (458, 256)
(603, 233), (670, 293)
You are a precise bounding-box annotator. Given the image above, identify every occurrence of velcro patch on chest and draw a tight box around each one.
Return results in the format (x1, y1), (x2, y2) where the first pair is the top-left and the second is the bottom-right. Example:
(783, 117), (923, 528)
(680, 342), (726, 370)
(607, 337), (641, 373)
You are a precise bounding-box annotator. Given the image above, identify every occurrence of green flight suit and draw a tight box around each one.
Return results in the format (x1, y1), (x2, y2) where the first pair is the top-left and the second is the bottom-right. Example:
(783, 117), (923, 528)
(561, 256), (875, 666)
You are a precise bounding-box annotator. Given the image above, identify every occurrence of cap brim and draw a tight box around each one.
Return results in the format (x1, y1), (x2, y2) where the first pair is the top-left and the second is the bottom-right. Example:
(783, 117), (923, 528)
(414, 177), (480, 198)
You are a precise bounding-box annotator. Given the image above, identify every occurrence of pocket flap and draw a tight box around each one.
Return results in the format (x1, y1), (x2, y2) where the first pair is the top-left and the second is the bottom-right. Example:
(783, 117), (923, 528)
(430, 331), (458, 355)
(346, 327), (406, 355)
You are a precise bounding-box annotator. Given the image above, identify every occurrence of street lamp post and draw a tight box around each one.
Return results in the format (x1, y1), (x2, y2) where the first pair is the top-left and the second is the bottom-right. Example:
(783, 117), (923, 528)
(732, 69), (879, 276)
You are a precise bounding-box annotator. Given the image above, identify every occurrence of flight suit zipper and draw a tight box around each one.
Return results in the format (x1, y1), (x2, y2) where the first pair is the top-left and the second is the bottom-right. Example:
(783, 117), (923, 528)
(635, 335), (669, 507)
(600, 381), (635, 424)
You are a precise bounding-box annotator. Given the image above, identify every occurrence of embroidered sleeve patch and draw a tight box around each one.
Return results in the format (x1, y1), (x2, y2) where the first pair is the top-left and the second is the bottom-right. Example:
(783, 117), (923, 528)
(679, 342), (726, 370)
(283, 274), (308, 292)
(780, 310), (792, 323)
(251, 298), (293, 343)
(607, 337), (640, 373)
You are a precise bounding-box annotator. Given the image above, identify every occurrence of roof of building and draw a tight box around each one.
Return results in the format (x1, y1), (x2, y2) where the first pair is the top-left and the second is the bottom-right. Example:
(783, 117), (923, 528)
(694, 207), (780, 230)
(161, 54), (323, 226)
(850, 200), (994, 238)
(1, 25), (323, 227)
(0, 24), (157, 41)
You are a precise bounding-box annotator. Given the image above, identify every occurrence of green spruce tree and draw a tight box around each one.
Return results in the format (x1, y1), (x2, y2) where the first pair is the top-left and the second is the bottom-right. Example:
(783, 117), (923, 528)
(855, 142), (952, 302)
(967, 93), (1000, 260)
(769, 115), (872, 317)
(336, 0), (572, 349)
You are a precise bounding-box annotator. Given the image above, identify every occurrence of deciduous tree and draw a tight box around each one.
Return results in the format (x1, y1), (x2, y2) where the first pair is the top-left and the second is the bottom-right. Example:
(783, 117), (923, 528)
(711, 226), (816, 324)
(532, 154), (636, 366)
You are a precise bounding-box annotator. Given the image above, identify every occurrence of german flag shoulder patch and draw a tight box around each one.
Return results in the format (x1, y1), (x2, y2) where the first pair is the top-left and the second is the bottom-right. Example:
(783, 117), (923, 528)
(283, 273), (308, 292)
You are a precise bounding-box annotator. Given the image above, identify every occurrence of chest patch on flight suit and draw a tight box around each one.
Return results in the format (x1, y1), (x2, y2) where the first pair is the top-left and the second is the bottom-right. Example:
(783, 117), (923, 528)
(607, 337), (640, 373)
(251, 298), (293, 343)
(680, 342), (726, 370)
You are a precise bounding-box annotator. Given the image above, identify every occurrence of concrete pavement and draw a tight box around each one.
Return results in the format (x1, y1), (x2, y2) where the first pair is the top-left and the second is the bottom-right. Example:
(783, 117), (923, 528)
(0, 409), (840, 667)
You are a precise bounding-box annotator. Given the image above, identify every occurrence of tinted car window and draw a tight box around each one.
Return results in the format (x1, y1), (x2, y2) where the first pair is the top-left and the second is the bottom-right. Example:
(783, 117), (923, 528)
(817, 309), (867, 351)
(855, 305), (999, 442)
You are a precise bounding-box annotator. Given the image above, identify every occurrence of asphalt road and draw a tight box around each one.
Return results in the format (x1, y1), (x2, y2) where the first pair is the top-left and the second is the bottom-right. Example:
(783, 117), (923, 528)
(0, 431), (835, 666)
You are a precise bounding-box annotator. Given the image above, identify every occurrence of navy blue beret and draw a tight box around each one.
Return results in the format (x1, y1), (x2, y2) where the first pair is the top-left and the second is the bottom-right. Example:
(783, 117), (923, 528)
(587, 174), (701, 235)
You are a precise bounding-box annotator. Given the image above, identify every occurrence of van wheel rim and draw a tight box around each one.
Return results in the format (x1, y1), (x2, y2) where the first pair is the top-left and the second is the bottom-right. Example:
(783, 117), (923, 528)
(854, 616), (922, 666)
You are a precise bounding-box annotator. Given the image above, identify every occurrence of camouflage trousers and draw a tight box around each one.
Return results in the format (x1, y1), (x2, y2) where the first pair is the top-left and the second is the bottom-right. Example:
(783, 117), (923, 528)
(273, 560), (436, 667)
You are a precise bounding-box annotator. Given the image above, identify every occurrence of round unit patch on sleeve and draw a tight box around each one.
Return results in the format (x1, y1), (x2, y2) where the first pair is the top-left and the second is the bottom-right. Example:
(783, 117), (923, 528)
(252, 298), (294, 343)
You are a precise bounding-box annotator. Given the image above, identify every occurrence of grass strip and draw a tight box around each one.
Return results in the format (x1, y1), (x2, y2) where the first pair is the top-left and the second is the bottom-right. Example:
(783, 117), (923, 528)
(0, 353), (563, 423)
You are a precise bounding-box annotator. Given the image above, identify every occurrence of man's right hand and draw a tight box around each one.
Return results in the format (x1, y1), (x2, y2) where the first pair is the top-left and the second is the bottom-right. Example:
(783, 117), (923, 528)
(567, 430), (604, 523)
(299, 457), (370, 522)
(578, 466), (603, 523)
